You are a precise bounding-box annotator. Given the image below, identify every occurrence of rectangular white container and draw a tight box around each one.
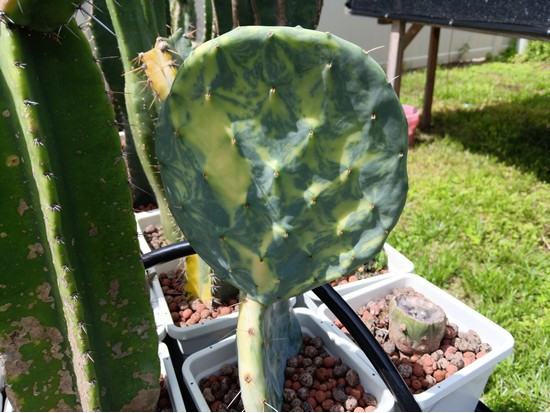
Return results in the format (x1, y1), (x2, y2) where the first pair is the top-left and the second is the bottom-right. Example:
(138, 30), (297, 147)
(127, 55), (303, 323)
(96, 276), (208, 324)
(318, 273), (514, 412)
(303, 243), (415, 312)
(183, 308), (395, 412)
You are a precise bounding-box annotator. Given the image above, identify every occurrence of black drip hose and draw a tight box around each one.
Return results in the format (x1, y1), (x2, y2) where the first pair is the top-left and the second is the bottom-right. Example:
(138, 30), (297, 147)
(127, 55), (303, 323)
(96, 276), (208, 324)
(141, 243), (422, 412)
(313, 284), (422, 412)
(141, 240), (195, 269)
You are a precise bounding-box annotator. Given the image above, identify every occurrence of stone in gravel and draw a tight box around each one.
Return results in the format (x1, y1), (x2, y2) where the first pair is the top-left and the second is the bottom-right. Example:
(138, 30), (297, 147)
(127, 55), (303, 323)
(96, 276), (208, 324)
(200, 309), (210, 319)
(297, 387), (309, 401)
(284, 388), (297, 402)
(299, 373), (313, 387)
(322, 399), (335, 411)
(202, 387), (215, 403)
(302, 401), (314, 411)
(330, 404), (345, 412)
(476, 351), (487, 359)
(333, 363), (350, 378)
(362, 393), (377, 407)
(305, 346), (319, 358)
(219, 306), (231, 316)
(291, 398), (303, 408)
(220, 364), (234, 376)
(382, 341), (396, 355)
(449, 356), (464, 369)
(310, 337), (324, 349)
(412, 363), (424, 377)
(323, 357), (337, 368)
(303, 357), (313, 367)
(288, 357), (299, 368)
(332, 388), (347, 403)
(345, 369), (360, 387)
(314, 356), (324, 368)
(437, 358), (450, 370)
(433, 369), (445, 382)
(316, 368), (330, 381)
(444, 323), (459, 340)
(345, 396), (359, 411)
(397, 363), (412, 378)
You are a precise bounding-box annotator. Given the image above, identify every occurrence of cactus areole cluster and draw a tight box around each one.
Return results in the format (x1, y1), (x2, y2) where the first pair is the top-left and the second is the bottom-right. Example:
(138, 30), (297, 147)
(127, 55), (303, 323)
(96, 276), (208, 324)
(157, 26), (409, 305)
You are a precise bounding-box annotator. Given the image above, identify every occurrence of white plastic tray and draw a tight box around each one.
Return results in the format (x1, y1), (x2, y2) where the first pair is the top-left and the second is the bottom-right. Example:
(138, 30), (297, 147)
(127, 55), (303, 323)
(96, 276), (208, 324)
(318, 273), (514, 412)
(183, 308), (395, 412)
(303, 243), (415, 311)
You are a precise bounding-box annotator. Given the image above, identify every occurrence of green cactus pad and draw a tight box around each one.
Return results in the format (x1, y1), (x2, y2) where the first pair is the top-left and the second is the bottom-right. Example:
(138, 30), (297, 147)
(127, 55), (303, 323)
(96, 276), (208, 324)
(0, 22), (158, 411)
(0, 0), (79, 31)
(157, 26), (408, 306)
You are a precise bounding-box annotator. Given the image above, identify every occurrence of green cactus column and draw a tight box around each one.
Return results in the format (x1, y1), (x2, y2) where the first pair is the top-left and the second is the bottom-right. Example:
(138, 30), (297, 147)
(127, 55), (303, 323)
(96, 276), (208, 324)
(0, 22), (158, 411)
(156, 26), (408, 410)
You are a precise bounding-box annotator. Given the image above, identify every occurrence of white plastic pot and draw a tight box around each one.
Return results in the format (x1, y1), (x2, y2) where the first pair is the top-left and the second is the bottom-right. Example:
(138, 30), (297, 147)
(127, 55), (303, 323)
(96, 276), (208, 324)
(183, 308), (395, 412)
(302, 243), (415, 312)
(318, 273), (514, 412)
(158, 342), (186, 412)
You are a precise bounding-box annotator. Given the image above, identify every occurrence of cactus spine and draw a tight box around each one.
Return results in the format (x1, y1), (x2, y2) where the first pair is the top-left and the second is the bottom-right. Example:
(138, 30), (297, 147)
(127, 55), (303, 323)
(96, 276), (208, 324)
(156, 26), (408, 410)
(0, 21), (158, 411)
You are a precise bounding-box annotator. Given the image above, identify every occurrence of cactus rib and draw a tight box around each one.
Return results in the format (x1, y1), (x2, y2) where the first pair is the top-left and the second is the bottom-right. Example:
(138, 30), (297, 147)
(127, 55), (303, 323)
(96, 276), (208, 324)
(0, 22), (158, 411)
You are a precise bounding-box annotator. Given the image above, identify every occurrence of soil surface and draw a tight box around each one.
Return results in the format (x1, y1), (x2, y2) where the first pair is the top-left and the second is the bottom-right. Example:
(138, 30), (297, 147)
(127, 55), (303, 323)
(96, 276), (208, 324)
(333, 287), (492, 394)
(199, 335), (378, 412)
(158, 269), (239, 327)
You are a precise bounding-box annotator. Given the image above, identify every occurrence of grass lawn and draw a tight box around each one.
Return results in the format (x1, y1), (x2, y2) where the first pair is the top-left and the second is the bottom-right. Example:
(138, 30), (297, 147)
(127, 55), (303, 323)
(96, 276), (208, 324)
(386, 60), (550, 411)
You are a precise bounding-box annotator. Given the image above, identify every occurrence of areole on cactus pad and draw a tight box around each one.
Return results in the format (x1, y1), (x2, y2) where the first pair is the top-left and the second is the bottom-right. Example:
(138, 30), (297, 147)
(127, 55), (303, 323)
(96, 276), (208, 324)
(156, 26), (408, 411)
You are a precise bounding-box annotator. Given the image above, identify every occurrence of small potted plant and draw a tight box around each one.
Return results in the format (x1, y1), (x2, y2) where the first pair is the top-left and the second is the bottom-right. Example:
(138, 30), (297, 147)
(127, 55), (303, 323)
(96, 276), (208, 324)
(152, 24), (409, 410)
(318, 273), (514, 412)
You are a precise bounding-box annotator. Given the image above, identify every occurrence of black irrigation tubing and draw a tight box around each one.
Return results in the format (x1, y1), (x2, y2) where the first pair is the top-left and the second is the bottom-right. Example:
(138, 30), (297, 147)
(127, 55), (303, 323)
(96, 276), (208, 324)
(140, 242), (422, 412)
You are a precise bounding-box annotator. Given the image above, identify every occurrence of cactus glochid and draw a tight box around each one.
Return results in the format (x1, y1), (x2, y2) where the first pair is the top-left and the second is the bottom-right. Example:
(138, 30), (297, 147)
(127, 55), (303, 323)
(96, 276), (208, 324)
(156, 26), (408, 411)
(0, 21), (159, 411)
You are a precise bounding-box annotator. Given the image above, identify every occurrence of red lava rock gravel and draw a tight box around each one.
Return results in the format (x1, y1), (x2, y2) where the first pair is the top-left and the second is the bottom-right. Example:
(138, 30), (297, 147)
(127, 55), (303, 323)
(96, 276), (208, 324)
(144, 224), (170, 250)
(158, 269), (239, 327)
(199, 336), (378, 412)
(333, 287), (492, 395)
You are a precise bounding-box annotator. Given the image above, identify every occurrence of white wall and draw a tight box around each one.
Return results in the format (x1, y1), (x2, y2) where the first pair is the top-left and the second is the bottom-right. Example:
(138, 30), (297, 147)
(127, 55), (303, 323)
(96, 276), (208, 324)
(193, 0), (511, 69)
(317, 1), (511, 69)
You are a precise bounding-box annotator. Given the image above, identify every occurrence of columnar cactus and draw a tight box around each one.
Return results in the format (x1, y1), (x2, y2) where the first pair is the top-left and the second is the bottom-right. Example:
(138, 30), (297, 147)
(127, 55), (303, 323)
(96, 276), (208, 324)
(103, 0), (183, 243)
(156, 26), (408, 411)
(210, 0), (324, 37)
(389, 293), (447, 355)
(90, 0), (156, 207)
(0, 21), (159, 411)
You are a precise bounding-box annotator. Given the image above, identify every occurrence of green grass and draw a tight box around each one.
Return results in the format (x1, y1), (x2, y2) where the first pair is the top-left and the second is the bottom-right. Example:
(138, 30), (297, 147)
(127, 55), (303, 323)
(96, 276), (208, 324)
(386, 61), (550, 411)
